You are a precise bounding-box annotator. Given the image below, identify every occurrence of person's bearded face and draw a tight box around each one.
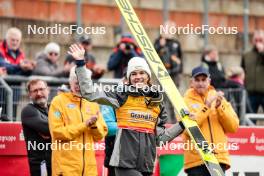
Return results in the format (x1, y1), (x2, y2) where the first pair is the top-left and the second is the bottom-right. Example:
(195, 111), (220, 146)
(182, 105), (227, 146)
(29, 81), (49, 107)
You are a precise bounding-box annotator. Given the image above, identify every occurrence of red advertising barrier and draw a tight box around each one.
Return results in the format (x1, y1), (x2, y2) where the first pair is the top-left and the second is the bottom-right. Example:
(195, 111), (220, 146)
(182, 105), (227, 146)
(228, 127), (264, 156)
(0, 122), (106, 176)
(0, 122), (264, 176)
(157, 127), (264, 156)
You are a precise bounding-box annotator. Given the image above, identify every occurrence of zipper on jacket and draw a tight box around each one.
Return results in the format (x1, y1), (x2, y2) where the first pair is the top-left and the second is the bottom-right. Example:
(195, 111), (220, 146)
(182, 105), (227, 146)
(207, 116), (214, 152)
(80, 99), (85, 176)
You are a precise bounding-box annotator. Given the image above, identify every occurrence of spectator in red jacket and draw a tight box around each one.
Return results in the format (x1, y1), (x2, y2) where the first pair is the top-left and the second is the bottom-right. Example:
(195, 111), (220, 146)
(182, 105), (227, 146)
(0, 27), (35, 75)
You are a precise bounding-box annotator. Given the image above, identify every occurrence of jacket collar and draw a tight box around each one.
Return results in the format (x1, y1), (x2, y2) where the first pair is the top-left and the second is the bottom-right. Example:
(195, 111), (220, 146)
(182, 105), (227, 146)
(61, 92), (82, 102)
(184, 85), (216, 102)
(2, 40), (21, 57)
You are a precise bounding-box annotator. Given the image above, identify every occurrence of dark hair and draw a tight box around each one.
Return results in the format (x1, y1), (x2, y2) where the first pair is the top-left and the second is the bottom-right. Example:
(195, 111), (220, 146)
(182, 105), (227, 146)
(26, 79), (48, 92)
(128, 74), (152, 86)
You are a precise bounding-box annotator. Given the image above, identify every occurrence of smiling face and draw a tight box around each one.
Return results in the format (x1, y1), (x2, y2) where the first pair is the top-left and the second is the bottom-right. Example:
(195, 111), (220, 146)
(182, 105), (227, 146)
(191, 74), (211, 96)
(129, 70), (149, 88)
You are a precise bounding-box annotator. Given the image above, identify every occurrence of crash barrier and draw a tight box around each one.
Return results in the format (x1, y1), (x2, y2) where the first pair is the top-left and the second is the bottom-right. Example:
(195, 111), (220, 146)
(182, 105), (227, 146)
(155, 126), (264, 176)
(0, 122), (263, 176)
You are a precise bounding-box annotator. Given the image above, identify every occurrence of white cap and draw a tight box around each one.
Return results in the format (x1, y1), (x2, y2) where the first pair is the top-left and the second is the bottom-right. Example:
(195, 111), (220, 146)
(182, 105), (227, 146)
(44, 42), (60, 55)
(126, 57), (151, 79)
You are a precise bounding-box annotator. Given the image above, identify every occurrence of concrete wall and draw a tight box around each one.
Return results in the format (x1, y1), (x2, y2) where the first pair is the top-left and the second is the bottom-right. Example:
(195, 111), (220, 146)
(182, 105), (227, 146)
(0, 0), (263, 88)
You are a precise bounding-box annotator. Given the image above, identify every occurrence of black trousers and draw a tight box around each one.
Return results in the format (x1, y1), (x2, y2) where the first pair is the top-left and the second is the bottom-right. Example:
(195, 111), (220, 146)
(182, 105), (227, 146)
(107, 166), (116, 176)
(115, 168), (152, 176)
(29, 161), (51, 176)
(186, 164), (227, 176)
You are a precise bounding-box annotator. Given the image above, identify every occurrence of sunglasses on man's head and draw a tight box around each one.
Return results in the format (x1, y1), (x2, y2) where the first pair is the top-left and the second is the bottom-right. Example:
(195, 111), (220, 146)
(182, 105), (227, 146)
(49, 52), (59, 56)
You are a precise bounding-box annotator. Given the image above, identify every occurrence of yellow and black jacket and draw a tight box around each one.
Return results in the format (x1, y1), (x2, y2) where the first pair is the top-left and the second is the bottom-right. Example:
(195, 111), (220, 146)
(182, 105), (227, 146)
(48, 92), (107, 176)
(76, 64), (184, 173)
(183, 86), (239, 171)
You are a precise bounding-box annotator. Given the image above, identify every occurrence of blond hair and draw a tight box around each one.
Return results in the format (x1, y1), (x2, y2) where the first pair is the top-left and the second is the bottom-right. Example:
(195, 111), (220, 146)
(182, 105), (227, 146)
(227, 66), (244, 78)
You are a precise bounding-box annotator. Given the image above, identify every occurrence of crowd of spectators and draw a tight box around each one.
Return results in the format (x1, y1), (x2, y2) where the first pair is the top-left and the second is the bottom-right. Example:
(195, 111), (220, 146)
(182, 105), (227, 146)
(0, 24), (262, 176)
(0, 26), (263, 121)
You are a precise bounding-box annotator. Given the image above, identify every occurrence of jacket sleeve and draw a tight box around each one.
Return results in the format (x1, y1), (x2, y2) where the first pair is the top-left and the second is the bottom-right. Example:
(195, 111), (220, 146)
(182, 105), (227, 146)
(156, 122), (185, 146)
(75, 62), (120, 108)
(100, 105), (118, 136)
(156, 103), (185, 145)
(48, 97), (88, 141)
(216, 99), (239, 133)
(0, 56), (24, 75)
(89, 110), (108, 142)
(21, 105), (50, 136)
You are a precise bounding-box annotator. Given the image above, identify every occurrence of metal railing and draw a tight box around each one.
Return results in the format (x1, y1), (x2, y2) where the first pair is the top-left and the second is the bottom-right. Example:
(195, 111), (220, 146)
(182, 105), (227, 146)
(244, 113), (264, 126)
(1, 75), (262, 126)
(0, 78), (13, 118)
(0, 75), (121, 121)
(219, 88), (248, 125)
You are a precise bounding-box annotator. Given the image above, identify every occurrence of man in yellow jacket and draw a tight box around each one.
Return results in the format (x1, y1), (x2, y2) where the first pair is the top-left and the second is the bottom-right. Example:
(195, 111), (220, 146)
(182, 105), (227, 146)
(183, 66), (239, 176)
(49, 66), (107, 176)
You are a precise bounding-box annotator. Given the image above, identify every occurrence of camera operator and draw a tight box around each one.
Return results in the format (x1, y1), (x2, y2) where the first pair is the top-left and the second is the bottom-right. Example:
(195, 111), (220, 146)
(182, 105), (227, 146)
(107, 34), (143, 78)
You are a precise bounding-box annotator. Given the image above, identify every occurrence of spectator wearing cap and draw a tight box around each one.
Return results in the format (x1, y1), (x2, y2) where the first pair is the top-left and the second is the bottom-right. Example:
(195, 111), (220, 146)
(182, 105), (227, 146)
(65, 35), (105, 79)
(0, 27), (35, 76)
(201, 45), (226, 89)
(241, 30), (264, 113)
(33, 42), (74, 77)
(107, 33), (143, 78)
(183, 66), (239, 176)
